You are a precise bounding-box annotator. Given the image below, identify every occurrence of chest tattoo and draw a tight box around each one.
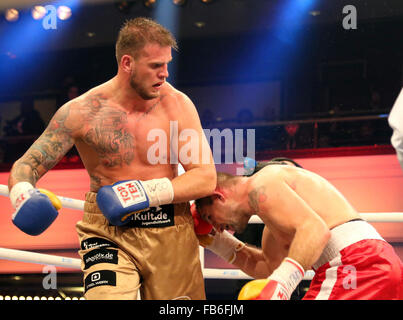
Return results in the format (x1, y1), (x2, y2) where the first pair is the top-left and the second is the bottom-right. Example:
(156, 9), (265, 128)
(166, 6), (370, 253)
(82, 94), (136, 167)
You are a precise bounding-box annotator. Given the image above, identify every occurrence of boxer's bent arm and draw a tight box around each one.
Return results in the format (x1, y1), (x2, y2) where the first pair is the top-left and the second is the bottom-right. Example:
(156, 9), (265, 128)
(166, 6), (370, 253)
(250, 171), (330, 271)
(287, 217), (330, 271)
(8, 103), (76, 190)
(275, 182), (330, 271)
(232, 227), (286, 279)
(171, 163), (216, 203)
(232, 245), (272, 279)
(171, 92), (217, 202)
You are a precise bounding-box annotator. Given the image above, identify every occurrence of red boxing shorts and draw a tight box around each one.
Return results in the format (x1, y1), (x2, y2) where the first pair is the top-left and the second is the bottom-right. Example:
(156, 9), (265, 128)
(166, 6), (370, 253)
(303, 220), (403, 300)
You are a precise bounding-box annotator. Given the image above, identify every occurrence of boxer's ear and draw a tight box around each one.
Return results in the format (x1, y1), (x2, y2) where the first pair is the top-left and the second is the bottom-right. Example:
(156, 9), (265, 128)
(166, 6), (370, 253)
(212, 190), (225, 202)
(120, 54), (134, 73)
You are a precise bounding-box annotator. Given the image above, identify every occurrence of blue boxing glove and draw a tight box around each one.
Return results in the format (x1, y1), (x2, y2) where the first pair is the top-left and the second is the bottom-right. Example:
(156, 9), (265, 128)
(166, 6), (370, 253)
(96, 178), (174, 226)
(9, 182), (62, 236)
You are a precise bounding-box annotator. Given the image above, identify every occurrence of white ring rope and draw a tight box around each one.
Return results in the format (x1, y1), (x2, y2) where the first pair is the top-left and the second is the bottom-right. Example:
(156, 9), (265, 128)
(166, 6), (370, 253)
(0, 184), (84, 211)
(249, 213), (403, 224)
(0, 184), (402, 282)
(0, 247), (81, 270)
(204, 268), (316, 281)
(1, 184), (402, 222)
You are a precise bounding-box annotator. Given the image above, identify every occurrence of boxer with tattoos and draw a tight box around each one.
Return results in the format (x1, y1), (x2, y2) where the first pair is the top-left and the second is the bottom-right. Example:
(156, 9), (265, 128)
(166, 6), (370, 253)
(194, 162), (403, 300)
(8, 17), (216, 300)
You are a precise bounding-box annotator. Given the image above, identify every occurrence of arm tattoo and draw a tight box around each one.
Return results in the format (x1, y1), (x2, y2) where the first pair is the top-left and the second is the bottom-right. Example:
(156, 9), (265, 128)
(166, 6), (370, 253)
(89, 174), (102, 191)
(9, 104), (75, 186)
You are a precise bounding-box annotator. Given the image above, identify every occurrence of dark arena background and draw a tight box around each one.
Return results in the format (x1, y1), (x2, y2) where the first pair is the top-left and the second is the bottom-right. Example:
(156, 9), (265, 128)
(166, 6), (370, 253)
(0, 0), (402, 304)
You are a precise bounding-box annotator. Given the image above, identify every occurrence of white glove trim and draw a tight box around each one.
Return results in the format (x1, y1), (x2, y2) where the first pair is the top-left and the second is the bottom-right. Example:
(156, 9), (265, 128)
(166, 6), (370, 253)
(207, 230), (245, 264)
(268, 257), (304, 298)
(141, 177), (174, 207)
(9, 182), (35, 210)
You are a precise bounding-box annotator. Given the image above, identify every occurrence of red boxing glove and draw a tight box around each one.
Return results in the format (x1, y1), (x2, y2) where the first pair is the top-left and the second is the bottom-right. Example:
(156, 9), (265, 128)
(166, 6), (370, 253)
(190, 202), (213, 235)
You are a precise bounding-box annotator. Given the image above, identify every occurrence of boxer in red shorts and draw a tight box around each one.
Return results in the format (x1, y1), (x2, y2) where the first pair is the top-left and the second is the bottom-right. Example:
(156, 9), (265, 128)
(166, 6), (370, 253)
(193, 158), (403, 300)
(303, 220), (403, 299)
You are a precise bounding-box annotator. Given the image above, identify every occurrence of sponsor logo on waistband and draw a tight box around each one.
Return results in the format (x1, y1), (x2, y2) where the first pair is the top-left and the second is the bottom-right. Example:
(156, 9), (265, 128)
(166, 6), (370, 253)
(125, 204), (175, 228)
(81, 237), (118, 251)
(83, 248), (118, 270)
(84, 270), (116, 293)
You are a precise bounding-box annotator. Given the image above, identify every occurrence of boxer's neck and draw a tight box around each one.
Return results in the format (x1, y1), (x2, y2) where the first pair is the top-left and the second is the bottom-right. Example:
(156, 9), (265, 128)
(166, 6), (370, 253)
(110, 75), (158, 112)
(230, 176), (253, 216)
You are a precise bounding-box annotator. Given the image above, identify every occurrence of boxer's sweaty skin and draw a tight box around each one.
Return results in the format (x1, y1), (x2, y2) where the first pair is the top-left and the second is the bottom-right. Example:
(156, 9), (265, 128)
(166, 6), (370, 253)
(198, 165), (361, 275)
(8, 26), (211, 301)
(249, 165), (360, 232)
(245, 165), (360, 273)
(8, 43), (215, 203)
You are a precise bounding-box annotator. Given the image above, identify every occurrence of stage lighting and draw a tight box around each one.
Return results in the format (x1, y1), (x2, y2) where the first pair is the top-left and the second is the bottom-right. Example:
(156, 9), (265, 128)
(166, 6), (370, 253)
(143, 0), (157, 8)
(200, 0), (214, 3)
(114, 0), (135, 14)
(5, 8), (19, 22)
(31, 6), (47, 20)
(57, 6), (72, 20)
(194, 21), (205, 28)
(172, 0), (186, 6)
(309, 10), (321, 16)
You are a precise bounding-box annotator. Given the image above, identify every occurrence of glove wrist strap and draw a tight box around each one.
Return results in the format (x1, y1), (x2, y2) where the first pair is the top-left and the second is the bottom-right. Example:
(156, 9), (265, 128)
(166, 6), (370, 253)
(9, 182), (35, 209)
(269, 257), (304, 297)
(208, 230), (245, 264)
(142, 178), (174, 207)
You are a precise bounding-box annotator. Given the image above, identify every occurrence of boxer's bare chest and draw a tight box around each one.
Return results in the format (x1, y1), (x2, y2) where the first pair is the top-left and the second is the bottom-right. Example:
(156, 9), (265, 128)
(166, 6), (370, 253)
(76, 93), (171, 168)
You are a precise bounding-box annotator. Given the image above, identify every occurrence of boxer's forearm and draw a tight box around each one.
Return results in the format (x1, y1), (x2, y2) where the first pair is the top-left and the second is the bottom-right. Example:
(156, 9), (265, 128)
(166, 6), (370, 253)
(9, 105), (75, 191)
(8, 137), (68, 190)
(171, 165), (216, 203)
(9, 158), (40, 190)
(287, 220), (330, 271)
(232, 245), (279, 279)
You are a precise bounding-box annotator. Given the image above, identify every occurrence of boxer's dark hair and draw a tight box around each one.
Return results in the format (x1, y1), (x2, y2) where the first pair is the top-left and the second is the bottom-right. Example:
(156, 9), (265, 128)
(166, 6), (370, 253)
(115, 17), (178, 64)
(195, 197), (212, 212)
(268, 157), (303, 168)
(252, 157), (303, 174)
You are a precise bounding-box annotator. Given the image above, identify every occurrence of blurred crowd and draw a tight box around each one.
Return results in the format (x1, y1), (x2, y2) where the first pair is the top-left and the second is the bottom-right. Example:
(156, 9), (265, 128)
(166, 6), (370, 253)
(0, 80), (394, 166)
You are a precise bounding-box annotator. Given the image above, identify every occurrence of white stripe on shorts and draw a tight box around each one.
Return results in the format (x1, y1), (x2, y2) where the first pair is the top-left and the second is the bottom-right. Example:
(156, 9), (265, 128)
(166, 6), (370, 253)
(314, 255), (343, 300)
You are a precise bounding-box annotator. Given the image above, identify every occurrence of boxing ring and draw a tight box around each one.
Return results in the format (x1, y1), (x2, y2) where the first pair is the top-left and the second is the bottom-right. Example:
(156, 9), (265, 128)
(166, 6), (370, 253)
(0, 184), (402, 284)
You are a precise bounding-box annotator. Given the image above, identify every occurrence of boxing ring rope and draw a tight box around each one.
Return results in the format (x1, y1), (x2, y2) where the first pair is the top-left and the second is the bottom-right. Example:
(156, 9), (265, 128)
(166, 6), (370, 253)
(0, 185), (402, 282)
(0, 185), (85, 211)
